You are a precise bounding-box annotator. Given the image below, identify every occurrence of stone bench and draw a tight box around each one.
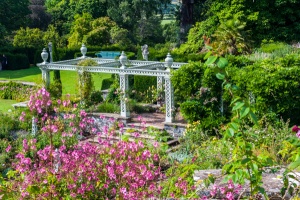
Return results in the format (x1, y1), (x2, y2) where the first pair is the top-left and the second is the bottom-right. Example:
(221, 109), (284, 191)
(12, 101), (28, 108)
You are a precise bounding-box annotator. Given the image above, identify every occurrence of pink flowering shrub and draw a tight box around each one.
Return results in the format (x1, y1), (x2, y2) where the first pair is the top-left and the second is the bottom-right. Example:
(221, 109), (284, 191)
(28, 87), (52, 116)
(3, 140), (162, 199)
(206, 179), (242, 200)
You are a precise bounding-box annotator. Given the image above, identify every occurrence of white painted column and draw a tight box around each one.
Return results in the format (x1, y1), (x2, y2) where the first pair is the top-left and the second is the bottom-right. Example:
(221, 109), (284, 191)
(157, 75), (164, 106)
(164, 75), (174, 123)
(119, 74), (130, 118)
(41, 67), (50, 89)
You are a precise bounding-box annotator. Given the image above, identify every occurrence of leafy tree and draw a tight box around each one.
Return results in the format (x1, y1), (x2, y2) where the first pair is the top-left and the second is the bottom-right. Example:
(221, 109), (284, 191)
(45, 0), (73, 35)
(245, 0), (300, 43)
(28, 0), (52, 30)
(43, 25), (61, 47)
(196, 0), (300, 47)
(67, 13), (93, 48)
(83, 17), (117, 46)
(135, 16), (164, 45)
(0, 23), (7, 46)
(13, 27), (44, 49)
(0, 0), (30, 32)
(110, 27), (132, 48)
(106, 0), (161, 31)
(45, 0), (106, 36)
(162, 22), (180, 44)
(68, 0), (106, 19)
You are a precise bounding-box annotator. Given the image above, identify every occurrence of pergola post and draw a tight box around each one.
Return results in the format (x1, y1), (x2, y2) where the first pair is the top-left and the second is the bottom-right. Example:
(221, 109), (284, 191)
(119, 51), (130, 118)
(119, 74), (130, 118)
(164, 76), (174, 123)
(157, 70), (164, 106)
(41, 67), (50, 89)
(164, 53), (174, 123)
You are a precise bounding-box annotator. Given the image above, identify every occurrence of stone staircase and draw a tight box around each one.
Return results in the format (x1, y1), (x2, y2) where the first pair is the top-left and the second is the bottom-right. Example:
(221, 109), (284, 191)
(83, 112), (185, 150)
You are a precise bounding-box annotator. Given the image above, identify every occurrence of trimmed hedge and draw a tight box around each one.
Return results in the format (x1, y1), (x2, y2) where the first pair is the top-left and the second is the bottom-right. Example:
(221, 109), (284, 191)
(0, 53), (30, 70)
(133, 76), (156, 93)
(101, 77), (114, 90)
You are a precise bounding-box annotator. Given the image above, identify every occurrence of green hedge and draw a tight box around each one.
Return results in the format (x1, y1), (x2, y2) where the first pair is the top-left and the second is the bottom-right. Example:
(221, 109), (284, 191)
(133, 76), (156, 93)
(0, 53), (30, 70)
(228, 55), (300, 124)
(101, 77), (114, 90)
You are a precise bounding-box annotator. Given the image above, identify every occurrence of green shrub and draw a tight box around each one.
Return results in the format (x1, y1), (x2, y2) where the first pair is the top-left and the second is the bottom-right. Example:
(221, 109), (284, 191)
(260, 42), (290, 53)
(96, 102), (120, 113)
(180, 100), (203, 122)
(77, 59), (98, 101)
(129, 100), (156, 113)
(171, 62), (206, 102)
(2, 53), (30, 70)
(89, 90), (103, 104)
(0, 82), (37, 101)
(0, 113), (19, 139)
(101, 77), (114, 90)
(133, 76), (156, 100)
(49, 81), (63, 99)
(228, 55), (300, 124)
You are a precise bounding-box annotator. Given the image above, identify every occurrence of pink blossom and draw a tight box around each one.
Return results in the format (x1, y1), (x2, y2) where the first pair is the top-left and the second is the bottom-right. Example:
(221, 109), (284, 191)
(5, 145), (11, 152)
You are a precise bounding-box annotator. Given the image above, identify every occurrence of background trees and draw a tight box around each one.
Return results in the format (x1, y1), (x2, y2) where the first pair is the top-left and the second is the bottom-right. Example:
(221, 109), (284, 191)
(0, 0), (300, 60)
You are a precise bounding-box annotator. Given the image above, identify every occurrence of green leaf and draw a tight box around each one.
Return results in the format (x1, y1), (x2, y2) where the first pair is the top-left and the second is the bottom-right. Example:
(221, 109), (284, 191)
(228, 128), (235, 136)
(216, 57), (228, 68)
(224, 83), (231, 90)
(241, 158), (251, 164)
(251, 163), (258, 172)
(204, 51), (212, 60)
(230, 122), (239, 131)
(231, 97), (241, 105)
(232, 174), (238, 183)
(205, 56), (217, 65)
(232, 102), (245, 111)
(288, 158), (300, 170)
(205, 45), (212, 50)
(216, 73), (225, 80)
(258, 187), (266, 194)
(240, 107), (250, 118)
(249, 111), (258, 125)
(232, 85), (239, 90)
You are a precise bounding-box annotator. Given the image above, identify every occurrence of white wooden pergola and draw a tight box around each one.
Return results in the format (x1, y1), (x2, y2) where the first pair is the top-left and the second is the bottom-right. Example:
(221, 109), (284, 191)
(37, 44), (187, 123)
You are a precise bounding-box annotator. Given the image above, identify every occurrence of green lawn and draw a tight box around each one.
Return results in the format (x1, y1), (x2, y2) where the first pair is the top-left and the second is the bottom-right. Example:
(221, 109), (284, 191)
(0, 99), (18, 113)
(0, 66), (112, 95)
(0, 66), (112, 113)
